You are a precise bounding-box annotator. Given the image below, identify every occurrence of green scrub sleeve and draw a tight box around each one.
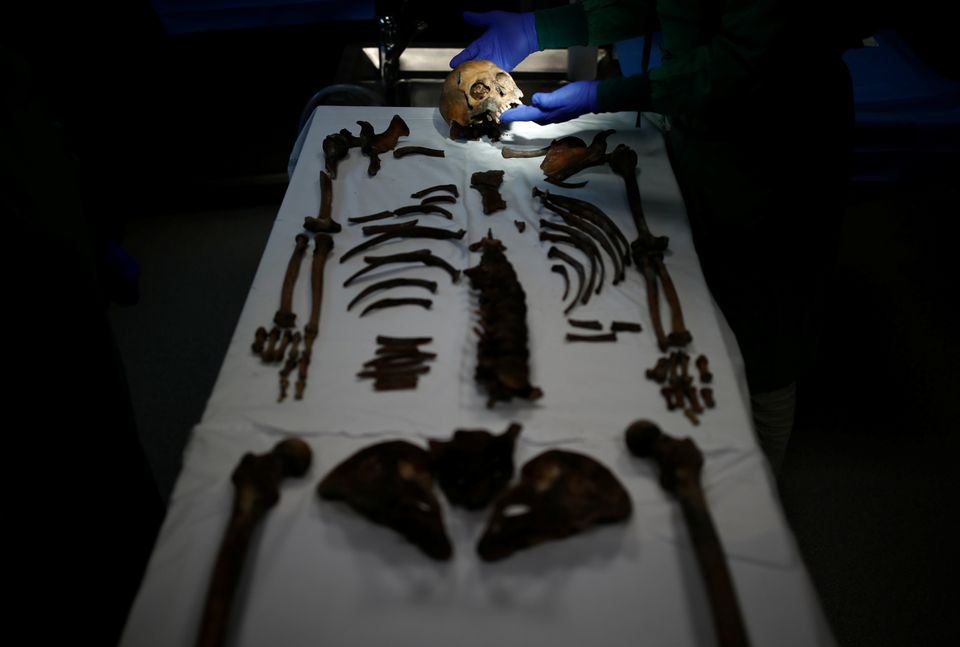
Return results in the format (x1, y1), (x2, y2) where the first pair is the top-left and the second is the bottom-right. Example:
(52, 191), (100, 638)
(598, 75), (653, 112)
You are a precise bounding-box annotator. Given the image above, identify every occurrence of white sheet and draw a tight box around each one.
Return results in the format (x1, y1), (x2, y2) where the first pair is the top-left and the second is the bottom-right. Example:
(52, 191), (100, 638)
(120, 107), (835, 647)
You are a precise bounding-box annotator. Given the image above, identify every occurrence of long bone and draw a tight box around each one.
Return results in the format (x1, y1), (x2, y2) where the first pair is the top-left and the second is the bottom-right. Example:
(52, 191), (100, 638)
(273, 234), (310, 328)
(625, 421), (750, 647)
(339, 226), (466, 263)
(195, 438), (312, 647)
(303, 171), (342, 234)
(295, 234), (334, 400)
(652, 254), (692, 347)
(343, 249), (461, 286)
(322, 133), (350, 179)
(607, 144), (668, 255)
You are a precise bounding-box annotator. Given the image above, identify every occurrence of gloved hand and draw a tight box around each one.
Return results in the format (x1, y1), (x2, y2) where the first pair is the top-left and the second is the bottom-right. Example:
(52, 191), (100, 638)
(449, 11), (538, 72)
(500, 80), (601, 125)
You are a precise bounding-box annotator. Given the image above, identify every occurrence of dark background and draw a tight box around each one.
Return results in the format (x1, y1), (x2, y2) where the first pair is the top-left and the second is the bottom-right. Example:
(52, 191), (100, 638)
(3, 1), (957, 644)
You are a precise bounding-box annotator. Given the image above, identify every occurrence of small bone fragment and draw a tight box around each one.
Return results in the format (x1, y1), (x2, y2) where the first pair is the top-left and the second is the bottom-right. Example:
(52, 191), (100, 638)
(359, 297), (433, 318)
(262, 327), (281, 363)
(411, 184), (458, 199)
(357, 365), (431, 379)
(611, 321), (642, 333)
(377, 335), (433, 346)
(274, 330), (293, 363)
(364, 356), (435, 371)
(566, 332), (618, 343)
(568, 319), (603, 330)
(646, 357), (670, 383)
(625, 421), (749, 647)
(195, 438), (312, 647)
(701, 388), (716, 408)
(661, 386), (680, 410)
(470, 170), (506, 214)
(251, 326), (268, 355)
(274, 234), (310, 329)
(375, 376), (420, 391)
(696, 355), (713, 383)
(278, 332), (302, 402)
(394, 146), (445, 158)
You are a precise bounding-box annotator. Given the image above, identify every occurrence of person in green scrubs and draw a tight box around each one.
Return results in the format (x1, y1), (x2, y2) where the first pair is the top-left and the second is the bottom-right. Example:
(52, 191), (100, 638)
(451, 2), (855, 475)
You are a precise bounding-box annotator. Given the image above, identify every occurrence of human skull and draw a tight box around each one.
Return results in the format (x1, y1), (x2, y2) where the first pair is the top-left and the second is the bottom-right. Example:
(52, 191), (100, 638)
(439, 60), (523, 140)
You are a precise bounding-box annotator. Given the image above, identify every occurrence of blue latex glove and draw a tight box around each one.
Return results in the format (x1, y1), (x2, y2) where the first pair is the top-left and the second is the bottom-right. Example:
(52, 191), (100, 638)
(500, 81), (601, 125)
(449, 11), (538, 72)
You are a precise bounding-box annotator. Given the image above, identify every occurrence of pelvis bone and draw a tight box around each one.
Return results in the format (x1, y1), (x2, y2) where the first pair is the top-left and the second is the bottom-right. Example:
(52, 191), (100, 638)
(477, 449), (632, 561)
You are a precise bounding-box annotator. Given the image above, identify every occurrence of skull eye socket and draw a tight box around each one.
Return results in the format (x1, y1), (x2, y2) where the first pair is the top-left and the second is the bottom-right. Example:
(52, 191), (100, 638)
(470, 82), (490, 101)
